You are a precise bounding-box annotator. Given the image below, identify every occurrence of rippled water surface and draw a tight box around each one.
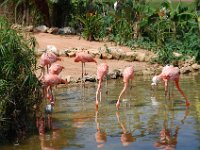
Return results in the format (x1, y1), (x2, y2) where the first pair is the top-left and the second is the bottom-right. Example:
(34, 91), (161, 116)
(1, 74), (200, 150)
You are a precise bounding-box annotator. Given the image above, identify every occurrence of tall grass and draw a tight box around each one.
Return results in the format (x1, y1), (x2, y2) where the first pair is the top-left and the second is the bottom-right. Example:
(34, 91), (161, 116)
(0, 17), (42, 143)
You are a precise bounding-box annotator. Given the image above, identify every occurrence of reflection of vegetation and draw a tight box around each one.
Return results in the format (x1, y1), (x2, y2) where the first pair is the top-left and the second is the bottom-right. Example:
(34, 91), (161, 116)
(0, 17), (42, 143)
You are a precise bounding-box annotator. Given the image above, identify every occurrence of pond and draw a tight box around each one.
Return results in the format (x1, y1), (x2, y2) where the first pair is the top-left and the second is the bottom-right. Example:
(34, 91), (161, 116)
(1, 74), (200, 150)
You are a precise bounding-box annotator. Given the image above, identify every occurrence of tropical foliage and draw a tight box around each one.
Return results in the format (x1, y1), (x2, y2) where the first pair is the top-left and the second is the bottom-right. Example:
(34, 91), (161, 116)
(68, 0), (200, 64)
(0, 17), (42, 143)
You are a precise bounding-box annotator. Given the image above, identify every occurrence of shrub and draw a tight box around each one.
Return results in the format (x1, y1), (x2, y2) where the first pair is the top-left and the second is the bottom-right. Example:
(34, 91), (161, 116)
(0, 17), (42, 143)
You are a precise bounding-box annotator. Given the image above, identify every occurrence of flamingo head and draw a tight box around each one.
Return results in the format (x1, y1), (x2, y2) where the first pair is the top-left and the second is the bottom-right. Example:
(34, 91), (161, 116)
(151, 75), (160, 86)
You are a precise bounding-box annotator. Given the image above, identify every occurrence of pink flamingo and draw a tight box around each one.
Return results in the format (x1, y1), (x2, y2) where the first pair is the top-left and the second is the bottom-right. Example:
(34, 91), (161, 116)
(38, 73), (67, 135)
(74, 51), (97, 82)
(42, 73), (67, 105)
(39, 52), (61, 79)
(96, 63), (109, 108)
(151, 65), (190, 106)
(41, 62), (64, 104)
(116, 66), (134, 109)
(49, 63), (64, 75)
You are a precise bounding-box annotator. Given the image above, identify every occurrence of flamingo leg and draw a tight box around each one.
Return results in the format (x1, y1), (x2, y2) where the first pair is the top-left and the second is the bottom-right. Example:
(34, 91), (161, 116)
(175, 80), (190, 106)
(84, 62), (86, 75)
(163, 79), (168, 97)
(116, 82), (128, 109)
(129, 80), (133, 100)
(46, 86), (55, 105)
(96, 80), (102, 107)
(81, 62), (84, 84)
(100, 91), (102, 102)
(81, 62), (86, 87)
(49, 86), (55, 105)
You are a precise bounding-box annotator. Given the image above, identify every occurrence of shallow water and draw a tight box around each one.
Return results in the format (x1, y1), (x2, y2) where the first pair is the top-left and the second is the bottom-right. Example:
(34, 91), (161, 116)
(1, 74), (200, 150)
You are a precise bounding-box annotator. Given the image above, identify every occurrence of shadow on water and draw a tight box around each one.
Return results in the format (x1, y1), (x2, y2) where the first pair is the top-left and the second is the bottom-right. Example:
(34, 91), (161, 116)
(1, 74), (200, 150)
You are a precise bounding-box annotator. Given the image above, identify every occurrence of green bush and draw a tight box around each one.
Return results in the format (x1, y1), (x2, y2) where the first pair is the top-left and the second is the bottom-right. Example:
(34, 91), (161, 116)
(77, 13), (105, 41)
(0, 17), (42, 143)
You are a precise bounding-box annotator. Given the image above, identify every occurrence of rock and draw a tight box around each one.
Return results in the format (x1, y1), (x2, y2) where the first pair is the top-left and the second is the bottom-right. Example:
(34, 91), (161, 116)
(64, 27), (76, 35)
(59, 49), (67, 56)
(34, 25), (49, 33)
(46, 45), (59, 55)
(101, 52), (113, 59)
(47, 27), (59, 34)
(57, 28), (65, 34)
(124, 52), (136, 61)
(135, 51), (146, 62)
(67, 52), (76, 57)
(112, 53), (121, 60)
(180, 66), (193, 74)
(24, 25), (34, 32)
(84, 75), (96, 82)
(183, 63), (190, 67)
(108, 69), (122, 79)
(64, 49), (76, 57)
(11, 24), (22, 30)
(35, 48), (45, 56)
(65, 75), (72, 83)
(109, 47), (126, 60)
(178, 60), (185, 68)
(58, 27), (76, 35)
(185, 57), (195, 65)
(88, 49), (99, 57)
(191, 63), (200, 70)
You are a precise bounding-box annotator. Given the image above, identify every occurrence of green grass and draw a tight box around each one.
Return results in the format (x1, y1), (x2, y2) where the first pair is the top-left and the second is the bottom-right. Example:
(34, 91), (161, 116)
(147, 0), (195, 10)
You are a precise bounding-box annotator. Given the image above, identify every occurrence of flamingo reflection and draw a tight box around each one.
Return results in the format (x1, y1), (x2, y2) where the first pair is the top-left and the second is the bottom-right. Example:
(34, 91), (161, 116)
(154, 108), (189, 150)
(39, 128), (68, 150)
(95, 110), (107, 148)
(35, 102), (54, 135)
(116, 111), (136, 146)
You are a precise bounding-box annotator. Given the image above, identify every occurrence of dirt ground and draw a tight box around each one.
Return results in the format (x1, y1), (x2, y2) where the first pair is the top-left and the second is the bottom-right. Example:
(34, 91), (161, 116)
(34, 33), (152, 80)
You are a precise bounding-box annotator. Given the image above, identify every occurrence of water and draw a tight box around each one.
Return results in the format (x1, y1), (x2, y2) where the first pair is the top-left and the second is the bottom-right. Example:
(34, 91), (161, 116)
(1, 74), (200, 150)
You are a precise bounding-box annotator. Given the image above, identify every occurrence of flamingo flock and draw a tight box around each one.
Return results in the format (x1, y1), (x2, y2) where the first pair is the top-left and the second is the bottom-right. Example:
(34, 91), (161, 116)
(38, 47), (190, 108)
(36, 46), (190, 134)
